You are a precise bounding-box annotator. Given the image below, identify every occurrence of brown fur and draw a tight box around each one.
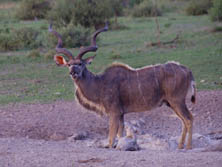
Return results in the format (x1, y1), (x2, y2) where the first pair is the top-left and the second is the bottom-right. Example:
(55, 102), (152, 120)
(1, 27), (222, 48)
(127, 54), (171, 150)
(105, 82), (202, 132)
(71, 61), (196, 149)
(52, 25), (196, 149)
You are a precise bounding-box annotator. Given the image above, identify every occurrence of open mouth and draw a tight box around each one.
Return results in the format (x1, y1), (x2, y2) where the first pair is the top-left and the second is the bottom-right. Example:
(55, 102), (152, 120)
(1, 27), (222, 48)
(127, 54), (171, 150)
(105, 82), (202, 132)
(73, 74), (79, 78)
(71, 74), (78, 79)
(70, 71), (79, 79)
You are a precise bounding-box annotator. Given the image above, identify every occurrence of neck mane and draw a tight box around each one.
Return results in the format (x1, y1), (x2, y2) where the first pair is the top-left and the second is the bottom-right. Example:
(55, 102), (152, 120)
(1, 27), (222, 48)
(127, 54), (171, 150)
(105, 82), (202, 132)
(74, 68), (106, 116)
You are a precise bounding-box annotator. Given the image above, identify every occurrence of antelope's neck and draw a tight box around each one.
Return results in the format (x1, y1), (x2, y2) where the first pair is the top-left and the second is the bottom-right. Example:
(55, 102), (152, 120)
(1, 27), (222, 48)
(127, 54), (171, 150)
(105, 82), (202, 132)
(74, 69), (106, 116)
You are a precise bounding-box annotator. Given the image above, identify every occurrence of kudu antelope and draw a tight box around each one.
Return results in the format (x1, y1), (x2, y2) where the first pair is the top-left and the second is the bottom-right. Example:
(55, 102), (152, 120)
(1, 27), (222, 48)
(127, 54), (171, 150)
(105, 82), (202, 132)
(50, 24), (196, 149)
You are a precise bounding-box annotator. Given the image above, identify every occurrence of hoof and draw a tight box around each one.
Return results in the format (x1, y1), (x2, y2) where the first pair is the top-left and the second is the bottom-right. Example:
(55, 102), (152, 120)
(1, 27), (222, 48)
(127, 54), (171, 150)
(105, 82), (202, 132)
(186, 145), (192, 150)
(178, 144), (184, 149)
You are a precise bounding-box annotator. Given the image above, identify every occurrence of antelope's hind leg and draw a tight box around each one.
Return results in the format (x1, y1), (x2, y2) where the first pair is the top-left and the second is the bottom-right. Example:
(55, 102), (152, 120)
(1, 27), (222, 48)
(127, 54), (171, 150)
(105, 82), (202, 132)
(183, 105), (193, 149)
(117, 114), (124, 139)
(170, 101), (193, 149)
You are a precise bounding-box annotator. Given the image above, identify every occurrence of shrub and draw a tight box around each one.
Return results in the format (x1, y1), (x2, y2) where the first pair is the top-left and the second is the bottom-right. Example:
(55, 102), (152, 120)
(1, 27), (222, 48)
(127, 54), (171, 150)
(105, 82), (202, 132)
(131, 0), (162, 17)
(72, 0), (113, 29)
(15, 0), (51, 20)
(112, 0), (124, 17)
(46, 0), (75, 27)
(0, 23), (91, 51)
(210, 0), (222, 21)
(13, 27), (41, 49)
(112, 0), (124, 24)
(0, 27), (43, 51)
(0, 33), (20, 51)
(127, 0), (144, 8)
(48, 0), (113, 29)
(185, 0), (212, 16)
(48, 23), (91, 48)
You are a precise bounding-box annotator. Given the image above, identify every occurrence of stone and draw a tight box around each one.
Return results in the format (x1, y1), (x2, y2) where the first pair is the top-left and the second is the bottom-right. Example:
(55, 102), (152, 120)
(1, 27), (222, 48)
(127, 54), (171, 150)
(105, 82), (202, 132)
(116, 136), (139, 151)
(116, 122), (140, 151)
(68, 131), (89, 141)
(138, 134), (169, 151)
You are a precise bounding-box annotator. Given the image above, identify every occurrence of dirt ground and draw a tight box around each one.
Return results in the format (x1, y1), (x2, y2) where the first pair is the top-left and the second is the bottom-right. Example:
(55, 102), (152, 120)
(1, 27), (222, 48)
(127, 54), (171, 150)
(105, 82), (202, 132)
(0, 90), (222, 167)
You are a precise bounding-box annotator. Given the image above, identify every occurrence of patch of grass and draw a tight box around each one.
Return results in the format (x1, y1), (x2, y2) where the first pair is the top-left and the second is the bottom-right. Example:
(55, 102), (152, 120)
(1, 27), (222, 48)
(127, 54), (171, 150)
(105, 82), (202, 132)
(0, 14), (222, 105)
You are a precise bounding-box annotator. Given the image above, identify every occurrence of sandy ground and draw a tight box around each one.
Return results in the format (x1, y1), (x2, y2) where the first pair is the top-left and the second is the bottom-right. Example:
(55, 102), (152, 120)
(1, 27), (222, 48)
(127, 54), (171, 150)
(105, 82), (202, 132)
(0, 90), (222, 167)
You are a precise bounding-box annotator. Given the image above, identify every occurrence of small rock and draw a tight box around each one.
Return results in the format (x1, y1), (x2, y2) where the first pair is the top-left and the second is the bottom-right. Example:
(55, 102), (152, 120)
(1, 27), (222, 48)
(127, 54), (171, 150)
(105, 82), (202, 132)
(204, 140), (222, 152)
(90, 138), (118, 148)
(96, 139), (110, 148)
(127, 120), (144, 135)
(130, 120), (140, 127)
(137, 134), (169, 151)
(85, 140), (98, 147)
(138, 118), (146, 126)
(140, 137), (169, 151)
(116, 137), (139, 151)
(116, 122), (140, 151)
(68, 131), (89, 141)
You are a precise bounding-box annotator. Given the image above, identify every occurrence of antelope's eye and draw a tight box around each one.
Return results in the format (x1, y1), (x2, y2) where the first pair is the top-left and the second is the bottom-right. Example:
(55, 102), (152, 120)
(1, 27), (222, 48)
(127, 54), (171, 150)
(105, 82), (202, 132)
(78, 63), (82, 66)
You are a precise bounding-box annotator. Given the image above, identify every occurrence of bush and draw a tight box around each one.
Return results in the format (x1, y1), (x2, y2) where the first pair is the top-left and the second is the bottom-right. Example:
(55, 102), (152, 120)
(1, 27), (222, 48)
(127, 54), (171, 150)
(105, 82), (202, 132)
(15, 0), (51, 20)
(0, 33), (20, 51)
(112, 0), (124, 17)
(13, 27), (41, 49)
(185, 0), (212, 16)
(0, 23), (91, 51)
(48, 23), (91, 48)
(48, 0), (113, 29)
(127, 0), (144, 8)
(131, 0), (162, 17)
(73, 0), (113, 29)
(46, 0), (75, 27)
(210, 0), (222, 21)
(0, 27), (42, 51)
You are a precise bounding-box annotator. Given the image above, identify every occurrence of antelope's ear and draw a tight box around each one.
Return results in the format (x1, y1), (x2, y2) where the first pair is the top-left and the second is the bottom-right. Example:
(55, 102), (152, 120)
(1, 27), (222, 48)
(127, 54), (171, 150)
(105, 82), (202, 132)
(84, 55), (96, 65)
(54, 55), (67, 66)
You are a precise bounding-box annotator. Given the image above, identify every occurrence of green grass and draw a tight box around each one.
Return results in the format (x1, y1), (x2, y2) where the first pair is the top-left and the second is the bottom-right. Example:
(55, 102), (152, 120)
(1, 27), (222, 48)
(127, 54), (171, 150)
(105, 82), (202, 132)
(0, 13), (222, 105)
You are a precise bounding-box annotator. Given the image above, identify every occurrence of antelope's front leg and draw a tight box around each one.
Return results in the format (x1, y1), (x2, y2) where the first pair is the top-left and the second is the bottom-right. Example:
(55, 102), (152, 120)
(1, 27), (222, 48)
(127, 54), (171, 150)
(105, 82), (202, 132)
(108, 113), (121, 148)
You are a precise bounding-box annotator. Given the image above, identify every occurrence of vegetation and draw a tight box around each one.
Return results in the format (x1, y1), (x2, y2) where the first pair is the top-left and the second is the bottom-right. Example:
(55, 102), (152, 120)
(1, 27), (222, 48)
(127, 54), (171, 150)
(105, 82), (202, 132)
(122, 0), (144, 8)
(47, 0), (114, 29)
(0, 25), (43, 51)
(15, 0), (51, 20)
(210, 0), (222, 21)
(0, 21), (91, 51)
(185, 0), (212, 16)
(0, 0), (222, 105)
(47, 23), (91, 48)
(131, 0), (162, 17)
(46, 0), (75, 27)
(112, 0), (124, 24)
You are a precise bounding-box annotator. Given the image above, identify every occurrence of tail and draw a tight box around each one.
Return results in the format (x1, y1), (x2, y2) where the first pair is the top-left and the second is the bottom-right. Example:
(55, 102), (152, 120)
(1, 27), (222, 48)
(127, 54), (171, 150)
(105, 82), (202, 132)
(190, 72), (196, 104)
